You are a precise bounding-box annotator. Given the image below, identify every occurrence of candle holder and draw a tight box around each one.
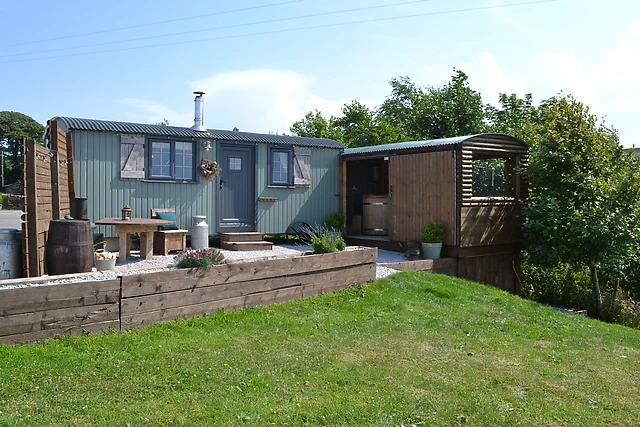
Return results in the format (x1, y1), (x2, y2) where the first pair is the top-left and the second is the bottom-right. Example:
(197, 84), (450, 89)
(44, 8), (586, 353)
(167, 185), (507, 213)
(121, 205), (132, 221)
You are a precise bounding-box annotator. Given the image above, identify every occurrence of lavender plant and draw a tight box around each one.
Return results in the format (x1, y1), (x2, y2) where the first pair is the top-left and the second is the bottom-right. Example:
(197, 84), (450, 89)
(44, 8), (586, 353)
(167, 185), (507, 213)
(175, 248), (225, 268)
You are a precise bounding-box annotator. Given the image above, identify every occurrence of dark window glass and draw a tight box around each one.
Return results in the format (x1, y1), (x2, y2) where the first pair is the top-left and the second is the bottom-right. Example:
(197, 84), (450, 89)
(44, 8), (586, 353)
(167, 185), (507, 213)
(149, 139), (195, 181)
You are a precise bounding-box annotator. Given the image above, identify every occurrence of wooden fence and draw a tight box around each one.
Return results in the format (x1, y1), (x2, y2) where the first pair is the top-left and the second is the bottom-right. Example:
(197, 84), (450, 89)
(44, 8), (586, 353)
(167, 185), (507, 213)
(0, 248), (377, 344)
(22, 121), (75, 277)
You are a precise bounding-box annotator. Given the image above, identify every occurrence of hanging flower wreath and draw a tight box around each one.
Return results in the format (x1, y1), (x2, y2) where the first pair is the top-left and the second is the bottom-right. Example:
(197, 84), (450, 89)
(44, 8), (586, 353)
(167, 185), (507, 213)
(200, 159), (222, 180)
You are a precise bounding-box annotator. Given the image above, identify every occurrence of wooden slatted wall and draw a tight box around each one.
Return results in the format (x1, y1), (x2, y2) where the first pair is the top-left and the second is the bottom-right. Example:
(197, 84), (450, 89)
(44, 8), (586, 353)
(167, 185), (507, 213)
(458, 137), (528, 248)
(456, 136), (528, 293)
(388, 150), (456, 243)
(22, 122), (76, 277)
(23, 139), (53, 277)
(49, 120), (74, 218)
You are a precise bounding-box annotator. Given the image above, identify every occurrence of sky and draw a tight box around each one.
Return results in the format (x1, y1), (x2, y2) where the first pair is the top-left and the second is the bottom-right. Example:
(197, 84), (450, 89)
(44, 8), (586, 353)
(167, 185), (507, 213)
(1, 0), (639, 147)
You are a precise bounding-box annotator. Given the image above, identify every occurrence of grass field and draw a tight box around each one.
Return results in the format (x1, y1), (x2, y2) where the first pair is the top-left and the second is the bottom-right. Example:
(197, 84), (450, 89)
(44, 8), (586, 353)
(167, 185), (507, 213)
(1, 271), (638, 426)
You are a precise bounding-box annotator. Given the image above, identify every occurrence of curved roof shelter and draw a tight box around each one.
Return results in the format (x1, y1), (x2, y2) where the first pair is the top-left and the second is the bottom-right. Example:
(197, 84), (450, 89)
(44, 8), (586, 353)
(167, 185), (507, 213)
(340, 133), (529, 294)
(342, 133), (527, 159)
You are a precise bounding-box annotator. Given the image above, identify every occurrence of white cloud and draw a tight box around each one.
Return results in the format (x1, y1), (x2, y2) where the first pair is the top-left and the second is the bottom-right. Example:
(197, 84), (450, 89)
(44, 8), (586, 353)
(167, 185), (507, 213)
(120, 98), (192, 127)
(189, 69), (356, 133)
(120, 69), (360, 133)
(528, 52), (605, 115)
(598, 22), (640, 91)
(466, 52), (527, 102)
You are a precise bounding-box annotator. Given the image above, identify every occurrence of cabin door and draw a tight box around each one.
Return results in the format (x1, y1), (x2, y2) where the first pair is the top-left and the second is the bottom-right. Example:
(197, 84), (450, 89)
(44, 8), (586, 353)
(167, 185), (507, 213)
(217, 143), (255, 232)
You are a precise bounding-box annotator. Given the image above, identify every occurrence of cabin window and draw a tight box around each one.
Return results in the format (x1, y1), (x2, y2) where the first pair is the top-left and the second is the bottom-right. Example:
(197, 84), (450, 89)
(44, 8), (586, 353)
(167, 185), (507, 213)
(268, 146), (293, 186)
(148, 139), (196, 181)
(472, 158), (508, 197)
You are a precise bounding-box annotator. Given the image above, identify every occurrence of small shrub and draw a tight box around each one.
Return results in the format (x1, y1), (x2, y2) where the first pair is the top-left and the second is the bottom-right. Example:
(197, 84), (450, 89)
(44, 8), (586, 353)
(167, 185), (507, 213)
(420, 221), (444, 243)
(520, 260), (592, 311)
(309, 227), (346, 254)
(324, 211), (345, 234)
(175, 248), (225, 268)
(605, 288), (640, 329)
(0, 192), (3, 206)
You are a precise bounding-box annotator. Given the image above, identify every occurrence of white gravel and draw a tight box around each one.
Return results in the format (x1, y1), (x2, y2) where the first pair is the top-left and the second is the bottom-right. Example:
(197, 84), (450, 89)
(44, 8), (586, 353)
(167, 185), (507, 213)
(0, 245), (408, 289)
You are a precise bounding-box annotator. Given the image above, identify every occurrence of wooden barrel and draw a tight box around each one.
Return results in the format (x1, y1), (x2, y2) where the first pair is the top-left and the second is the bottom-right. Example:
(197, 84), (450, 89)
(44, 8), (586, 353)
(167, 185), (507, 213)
(46, 220), (94, 275)
(362, 195), (389, 235)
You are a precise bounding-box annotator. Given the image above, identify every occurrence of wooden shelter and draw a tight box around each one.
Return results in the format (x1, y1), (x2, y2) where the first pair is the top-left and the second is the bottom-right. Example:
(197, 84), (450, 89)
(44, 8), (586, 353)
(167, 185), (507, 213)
(340, 134), (528, 293)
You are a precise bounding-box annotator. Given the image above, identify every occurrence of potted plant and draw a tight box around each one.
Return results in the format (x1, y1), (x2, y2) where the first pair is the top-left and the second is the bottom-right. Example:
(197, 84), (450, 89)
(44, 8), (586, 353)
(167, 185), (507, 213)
(420, 221), (444, 259)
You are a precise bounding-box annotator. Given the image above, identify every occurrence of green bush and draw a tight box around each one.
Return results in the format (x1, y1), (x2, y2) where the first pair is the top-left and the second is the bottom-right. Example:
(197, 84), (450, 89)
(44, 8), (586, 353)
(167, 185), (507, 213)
(521, 260), (592, 311)
(324, 211), (345, 234)
(175, 248), (225, 268)
(0, 192), (3, 206)
(420, 221), (444, 243)
(311, 228), (346, 254)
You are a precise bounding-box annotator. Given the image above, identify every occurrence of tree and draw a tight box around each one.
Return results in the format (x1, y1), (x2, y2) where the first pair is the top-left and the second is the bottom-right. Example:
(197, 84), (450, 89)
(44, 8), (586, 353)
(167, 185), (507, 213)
(523, 94), (640, 319)
(333, 101), (379, 147)
(0, 111), (44, 186)
(155, 118), (169, 126)
(485, 93), (537, 142)
(379, 70), (485, 141)
(290, 110), (342, 141)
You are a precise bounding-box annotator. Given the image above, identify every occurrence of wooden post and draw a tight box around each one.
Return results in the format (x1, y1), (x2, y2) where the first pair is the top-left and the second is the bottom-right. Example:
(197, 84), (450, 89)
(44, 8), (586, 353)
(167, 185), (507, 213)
(66, 131), (76, 215)
(50, 121), (61, 219)
(339, 160), (347, 220)
(24, 139), (40, 277)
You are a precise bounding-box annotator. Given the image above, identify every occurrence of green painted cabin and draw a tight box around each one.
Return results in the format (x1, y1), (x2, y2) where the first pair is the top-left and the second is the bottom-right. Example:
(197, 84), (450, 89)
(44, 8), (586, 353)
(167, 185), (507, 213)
(52, 117), (343, 237)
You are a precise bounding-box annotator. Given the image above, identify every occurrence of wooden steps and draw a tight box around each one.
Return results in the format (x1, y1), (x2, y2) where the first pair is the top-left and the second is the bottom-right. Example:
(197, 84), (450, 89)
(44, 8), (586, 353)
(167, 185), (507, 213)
(221, 232), (273, 251)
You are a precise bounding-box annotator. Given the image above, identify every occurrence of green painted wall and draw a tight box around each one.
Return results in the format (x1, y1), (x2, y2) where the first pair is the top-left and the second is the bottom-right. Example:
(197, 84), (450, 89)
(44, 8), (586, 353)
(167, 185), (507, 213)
(72, 130), (340, 238)
(255, 144), (341, 233)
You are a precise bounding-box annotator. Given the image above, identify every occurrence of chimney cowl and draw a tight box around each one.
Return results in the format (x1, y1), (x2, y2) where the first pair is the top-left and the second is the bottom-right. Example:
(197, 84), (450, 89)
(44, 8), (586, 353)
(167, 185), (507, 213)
(190, 91), (206, 132)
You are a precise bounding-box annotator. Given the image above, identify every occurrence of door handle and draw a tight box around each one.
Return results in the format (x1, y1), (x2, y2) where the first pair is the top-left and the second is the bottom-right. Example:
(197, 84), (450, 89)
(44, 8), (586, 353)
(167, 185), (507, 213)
(220, 179), (225, 189)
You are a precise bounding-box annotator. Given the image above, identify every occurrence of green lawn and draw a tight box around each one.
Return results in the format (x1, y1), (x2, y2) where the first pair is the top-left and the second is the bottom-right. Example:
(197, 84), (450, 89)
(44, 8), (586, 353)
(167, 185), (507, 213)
(1, 271), (638, 426)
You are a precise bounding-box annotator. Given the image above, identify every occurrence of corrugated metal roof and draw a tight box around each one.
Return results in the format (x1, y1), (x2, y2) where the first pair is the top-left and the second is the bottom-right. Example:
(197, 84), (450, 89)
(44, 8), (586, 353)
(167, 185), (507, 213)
(342, 135), (477, 156)
(342, 133), (526, 157)
(205, 128), (344, 148)
(54, 117), (344, 149)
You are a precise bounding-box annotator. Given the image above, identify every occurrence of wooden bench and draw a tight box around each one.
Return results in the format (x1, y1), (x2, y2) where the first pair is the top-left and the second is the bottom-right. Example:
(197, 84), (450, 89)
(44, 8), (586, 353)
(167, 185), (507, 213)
(151, 208), (187, 255)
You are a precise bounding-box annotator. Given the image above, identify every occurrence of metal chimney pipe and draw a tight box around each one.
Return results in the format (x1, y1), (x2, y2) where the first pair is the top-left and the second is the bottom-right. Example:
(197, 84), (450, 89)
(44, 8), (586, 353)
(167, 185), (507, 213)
(190, 91), (206, 132)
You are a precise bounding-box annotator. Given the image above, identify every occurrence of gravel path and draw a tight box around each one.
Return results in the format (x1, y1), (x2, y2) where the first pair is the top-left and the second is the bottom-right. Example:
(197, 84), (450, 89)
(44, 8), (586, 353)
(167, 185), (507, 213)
(0, 245), (408, 289)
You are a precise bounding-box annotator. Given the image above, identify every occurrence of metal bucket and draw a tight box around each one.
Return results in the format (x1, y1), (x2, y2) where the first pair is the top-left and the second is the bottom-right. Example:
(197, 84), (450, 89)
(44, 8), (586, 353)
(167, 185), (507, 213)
(0, 228), (22, 279)
(74, 197), (88, 220)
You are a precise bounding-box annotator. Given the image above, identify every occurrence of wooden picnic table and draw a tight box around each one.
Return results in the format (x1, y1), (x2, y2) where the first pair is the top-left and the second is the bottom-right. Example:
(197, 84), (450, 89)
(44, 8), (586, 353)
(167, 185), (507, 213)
(95, 217), (174, 263)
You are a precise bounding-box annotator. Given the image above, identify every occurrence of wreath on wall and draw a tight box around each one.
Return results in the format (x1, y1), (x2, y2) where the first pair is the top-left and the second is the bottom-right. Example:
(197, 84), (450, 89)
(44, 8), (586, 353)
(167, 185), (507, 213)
(200, 159), (222, 180)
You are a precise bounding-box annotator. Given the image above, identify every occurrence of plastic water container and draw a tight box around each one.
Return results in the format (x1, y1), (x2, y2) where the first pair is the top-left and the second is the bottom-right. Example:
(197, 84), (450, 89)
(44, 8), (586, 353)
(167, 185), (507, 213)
(0, 228), (22, 279)
(190, 216), (209, 249)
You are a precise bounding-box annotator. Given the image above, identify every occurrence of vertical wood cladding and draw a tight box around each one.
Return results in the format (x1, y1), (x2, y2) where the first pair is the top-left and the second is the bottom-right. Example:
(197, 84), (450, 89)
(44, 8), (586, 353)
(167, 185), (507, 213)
(388, 150), (456, 243)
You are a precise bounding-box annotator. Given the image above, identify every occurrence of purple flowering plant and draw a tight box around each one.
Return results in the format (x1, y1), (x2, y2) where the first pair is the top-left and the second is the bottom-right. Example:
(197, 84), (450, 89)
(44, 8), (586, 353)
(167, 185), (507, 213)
(175, 248), (225, 268)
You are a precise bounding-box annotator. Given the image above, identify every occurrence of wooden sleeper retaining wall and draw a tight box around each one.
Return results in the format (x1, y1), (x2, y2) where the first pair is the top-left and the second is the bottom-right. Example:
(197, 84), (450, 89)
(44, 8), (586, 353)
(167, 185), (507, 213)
(0, 247), (377, 344)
